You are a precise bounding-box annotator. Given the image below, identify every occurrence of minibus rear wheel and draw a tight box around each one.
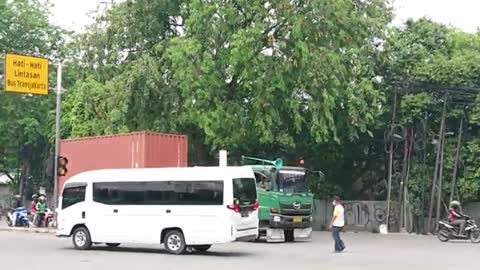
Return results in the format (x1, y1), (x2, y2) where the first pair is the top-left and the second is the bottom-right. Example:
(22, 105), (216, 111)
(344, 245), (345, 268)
(164, 230), (187, 255)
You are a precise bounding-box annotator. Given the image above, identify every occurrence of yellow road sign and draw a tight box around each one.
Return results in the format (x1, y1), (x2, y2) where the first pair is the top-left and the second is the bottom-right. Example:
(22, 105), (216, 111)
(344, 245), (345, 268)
(4, 53), (49, 95)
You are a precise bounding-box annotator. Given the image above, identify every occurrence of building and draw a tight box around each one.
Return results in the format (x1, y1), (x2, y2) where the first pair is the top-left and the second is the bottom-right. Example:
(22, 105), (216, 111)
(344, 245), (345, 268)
(0, 174), (13, 213)
(0, 173), (12, 196)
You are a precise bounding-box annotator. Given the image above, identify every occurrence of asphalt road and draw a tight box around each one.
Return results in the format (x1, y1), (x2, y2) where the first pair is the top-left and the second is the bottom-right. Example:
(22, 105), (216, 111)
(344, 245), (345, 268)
(0, 231), (477, 270)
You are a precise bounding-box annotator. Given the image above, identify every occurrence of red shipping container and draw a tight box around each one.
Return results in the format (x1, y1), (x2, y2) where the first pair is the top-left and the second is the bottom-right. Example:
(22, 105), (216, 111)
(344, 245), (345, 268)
(59, 131), (188, 191)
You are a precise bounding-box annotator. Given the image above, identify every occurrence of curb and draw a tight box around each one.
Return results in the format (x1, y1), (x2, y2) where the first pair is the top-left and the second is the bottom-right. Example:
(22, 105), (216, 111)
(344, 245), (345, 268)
(0, 227), (56, 234)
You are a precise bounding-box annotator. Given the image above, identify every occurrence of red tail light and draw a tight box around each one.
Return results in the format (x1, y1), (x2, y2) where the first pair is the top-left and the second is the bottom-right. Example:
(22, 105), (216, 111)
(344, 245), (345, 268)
(227, 204), (240, 213)
(253, 200), (259, 210)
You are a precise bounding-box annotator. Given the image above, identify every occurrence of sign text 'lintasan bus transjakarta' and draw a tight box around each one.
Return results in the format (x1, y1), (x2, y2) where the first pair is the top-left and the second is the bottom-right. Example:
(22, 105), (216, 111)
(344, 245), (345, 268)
(4, 53), (49, 95)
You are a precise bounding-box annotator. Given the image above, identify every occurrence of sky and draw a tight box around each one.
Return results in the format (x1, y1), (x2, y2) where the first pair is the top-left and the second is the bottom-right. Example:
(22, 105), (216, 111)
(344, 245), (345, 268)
(49, 0), (480, 33)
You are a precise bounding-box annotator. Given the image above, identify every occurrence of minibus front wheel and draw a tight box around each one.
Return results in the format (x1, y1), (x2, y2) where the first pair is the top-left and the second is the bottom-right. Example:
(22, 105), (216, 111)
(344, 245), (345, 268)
(72, 226), (92, 250)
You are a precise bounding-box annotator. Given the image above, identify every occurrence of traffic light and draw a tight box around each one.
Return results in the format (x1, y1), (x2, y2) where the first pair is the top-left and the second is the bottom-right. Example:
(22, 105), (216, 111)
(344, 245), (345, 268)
(57, 156), (68, 176)
(297, 157), (305, 166)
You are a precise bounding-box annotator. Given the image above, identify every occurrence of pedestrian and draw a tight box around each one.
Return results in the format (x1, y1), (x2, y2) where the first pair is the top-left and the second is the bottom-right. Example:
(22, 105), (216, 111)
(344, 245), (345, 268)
(13, 194), (22, 208)
(36, 195), (47, 227)
(30, 194), (38, 226)
(329, 196), (345, 253)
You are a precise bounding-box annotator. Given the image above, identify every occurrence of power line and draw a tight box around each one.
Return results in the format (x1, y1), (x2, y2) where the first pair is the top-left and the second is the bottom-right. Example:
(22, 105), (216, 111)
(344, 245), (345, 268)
(388, 78), (480, 105)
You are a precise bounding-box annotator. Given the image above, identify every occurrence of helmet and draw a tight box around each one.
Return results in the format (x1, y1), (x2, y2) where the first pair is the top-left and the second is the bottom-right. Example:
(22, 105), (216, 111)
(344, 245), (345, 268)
(450, 200), (460, 208)
(32, 194), (38, 199)
(13, 194), (21, 199)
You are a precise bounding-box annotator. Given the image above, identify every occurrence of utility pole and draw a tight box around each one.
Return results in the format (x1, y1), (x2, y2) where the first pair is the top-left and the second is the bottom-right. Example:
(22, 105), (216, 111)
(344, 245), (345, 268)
(449, 117), (464, 203)
(435, 124), (447, 232)
(427, 96), (447, 233)
(53, 63), (62, 211)
(421, 113), (428, 234)
(386, 92), (398, 231)
(399, 128), (409, 232)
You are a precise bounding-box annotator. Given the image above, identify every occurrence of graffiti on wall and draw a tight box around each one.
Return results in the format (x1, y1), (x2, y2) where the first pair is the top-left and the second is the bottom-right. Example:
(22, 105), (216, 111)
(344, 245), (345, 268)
(343, 201), (398, 227)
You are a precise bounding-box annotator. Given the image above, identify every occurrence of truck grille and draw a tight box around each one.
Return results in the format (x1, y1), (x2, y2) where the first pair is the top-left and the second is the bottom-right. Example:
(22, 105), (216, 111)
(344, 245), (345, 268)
(279, 202), (312, 216)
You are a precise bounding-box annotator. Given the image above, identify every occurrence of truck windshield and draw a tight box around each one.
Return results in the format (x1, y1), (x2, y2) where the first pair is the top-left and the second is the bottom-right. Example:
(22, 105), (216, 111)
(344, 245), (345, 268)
(277, 170), (307, 193)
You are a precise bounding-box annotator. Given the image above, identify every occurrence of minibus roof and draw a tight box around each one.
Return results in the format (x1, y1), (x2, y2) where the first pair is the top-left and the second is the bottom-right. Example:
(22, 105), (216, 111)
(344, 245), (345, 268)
(63, 166), (254, 186)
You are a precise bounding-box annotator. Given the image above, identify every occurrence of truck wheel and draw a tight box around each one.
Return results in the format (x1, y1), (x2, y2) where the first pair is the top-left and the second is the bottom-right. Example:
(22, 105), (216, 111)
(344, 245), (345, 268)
(285, 230), (294, 242)
(72, 226), (92, 250)
(164, 230), (187, 255)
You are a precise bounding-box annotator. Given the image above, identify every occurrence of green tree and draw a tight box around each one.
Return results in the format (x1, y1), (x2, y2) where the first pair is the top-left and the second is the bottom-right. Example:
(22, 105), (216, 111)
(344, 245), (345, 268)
(382, 18), (480, 210)
(64, 0), (393, 170)
(165, 0), (393, 173)
(0, 0), (65, 198)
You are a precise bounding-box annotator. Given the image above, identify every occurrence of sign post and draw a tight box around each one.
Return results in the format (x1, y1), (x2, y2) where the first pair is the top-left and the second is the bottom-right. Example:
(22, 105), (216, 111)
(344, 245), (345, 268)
(4, 53), (49, 95)
(4, 53), (63, 213)
(53, 63), (62, 212)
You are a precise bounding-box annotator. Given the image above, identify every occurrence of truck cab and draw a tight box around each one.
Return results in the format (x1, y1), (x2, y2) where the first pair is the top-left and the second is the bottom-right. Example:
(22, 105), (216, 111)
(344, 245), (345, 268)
(248, 165), (313, 242)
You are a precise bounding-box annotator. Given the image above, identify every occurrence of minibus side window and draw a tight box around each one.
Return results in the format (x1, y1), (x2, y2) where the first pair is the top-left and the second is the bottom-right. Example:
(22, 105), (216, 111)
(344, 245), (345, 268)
(93, 181), (223, 205)
(62, 186), (86, 209)
(171, 181), (223, 205)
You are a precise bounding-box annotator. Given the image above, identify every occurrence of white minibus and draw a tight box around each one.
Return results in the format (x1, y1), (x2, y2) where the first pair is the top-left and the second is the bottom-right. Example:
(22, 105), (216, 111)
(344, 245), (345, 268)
(56, 166), (259, 254)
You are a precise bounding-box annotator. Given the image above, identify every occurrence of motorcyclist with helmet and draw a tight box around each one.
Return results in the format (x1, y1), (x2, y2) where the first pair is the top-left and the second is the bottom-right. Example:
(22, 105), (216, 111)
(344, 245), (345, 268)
(449, 200), (467, 236)
(10, 195), (23, 226)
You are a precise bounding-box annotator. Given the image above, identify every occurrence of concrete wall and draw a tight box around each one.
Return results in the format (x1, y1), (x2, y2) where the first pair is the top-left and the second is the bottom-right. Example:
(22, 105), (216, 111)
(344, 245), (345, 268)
(312, 200), (480, 233)
(0, 185), (10, 196)
(463, 202), (480, 222)
(312, 200), (329, 230)
(0, 187), (12, 215)
(313, 200), (400, 232)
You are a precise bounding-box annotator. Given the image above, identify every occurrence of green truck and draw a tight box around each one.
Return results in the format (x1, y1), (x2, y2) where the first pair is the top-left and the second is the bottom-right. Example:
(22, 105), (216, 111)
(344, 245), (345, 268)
(242, 157), (314, 242)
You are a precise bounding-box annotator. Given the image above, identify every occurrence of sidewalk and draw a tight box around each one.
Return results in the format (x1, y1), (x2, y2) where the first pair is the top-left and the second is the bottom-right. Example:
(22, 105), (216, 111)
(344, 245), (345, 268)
(0, 219), (56, 234)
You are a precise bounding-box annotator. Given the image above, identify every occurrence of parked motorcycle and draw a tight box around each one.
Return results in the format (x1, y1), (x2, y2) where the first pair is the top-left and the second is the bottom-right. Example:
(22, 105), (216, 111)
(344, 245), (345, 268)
(6, 207), (30, 228)
(438, 216), (480, 243)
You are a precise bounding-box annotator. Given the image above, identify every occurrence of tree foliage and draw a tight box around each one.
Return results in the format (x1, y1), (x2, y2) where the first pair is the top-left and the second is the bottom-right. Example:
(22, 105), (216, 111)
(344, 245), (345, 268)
(63, 0), (392, 173)
(6, 1), (480, 206)
(382, 19), (480, 206)
(0, 0), (64, 197)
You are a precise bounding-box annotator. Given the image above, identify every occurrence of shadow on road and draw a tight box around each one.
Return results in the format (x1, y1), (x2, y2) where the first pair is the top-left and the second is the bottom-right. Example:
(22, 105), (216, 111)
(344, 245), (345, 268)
(61, 246), (254, 257)
(252, 238), (308, 245)
(442, 240), (478, 244)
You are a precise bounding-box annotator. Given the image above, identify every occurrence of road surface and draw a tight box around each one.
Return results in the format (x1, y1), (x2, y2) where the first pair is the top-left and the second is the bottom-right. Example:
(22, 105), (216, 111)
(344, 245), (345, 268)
(0, 231), (477, 270)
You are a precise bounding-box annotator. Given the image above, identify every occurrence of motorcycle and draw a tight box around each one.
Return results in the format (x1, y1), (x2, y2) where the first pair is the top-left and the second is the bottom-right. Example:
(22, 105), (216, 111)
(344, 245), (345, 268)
(31, 208), (54, 227)
(6, 207), (30, 228)
(40, 208), (54, 227)
(438, 216), (480, 243)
